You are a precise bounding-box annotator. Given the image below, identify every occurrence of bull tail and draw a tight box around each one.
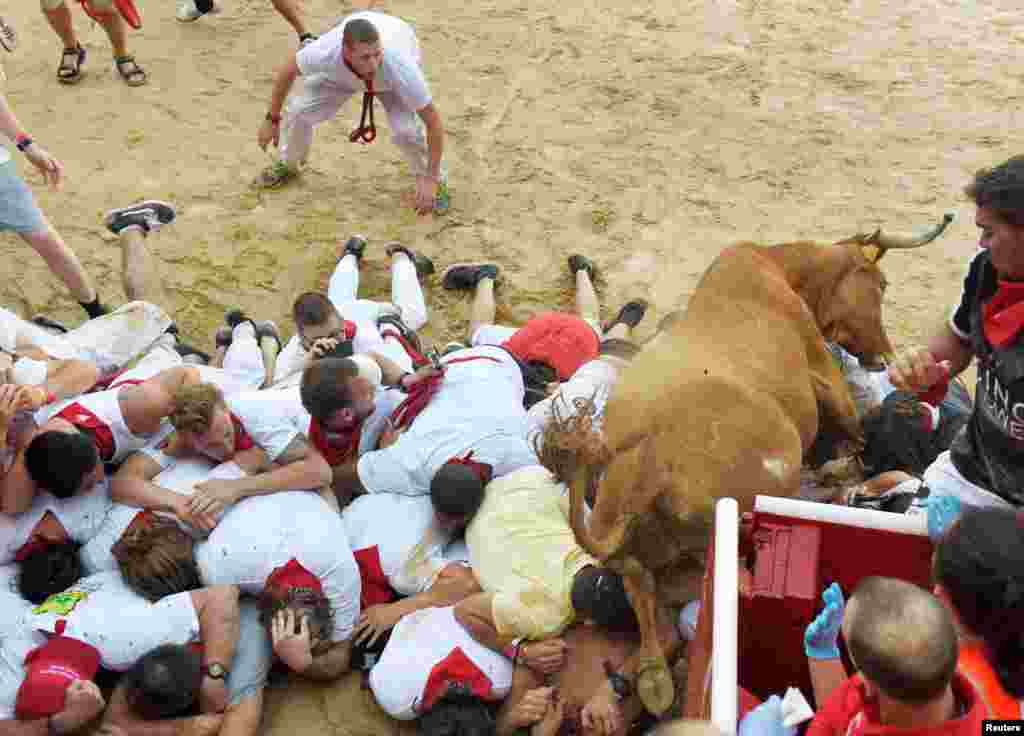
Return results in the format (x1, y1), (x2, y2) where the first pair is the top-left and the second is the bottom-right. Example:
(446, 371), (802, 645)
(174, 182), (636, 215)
(568, 462), (618, 560)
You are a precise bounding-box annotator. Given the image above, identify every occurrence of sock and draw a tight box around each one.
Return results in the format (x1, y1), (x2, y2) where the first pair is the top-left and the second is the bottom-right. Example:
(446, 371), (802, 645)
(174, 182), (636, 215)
(79, 298), (107, 319)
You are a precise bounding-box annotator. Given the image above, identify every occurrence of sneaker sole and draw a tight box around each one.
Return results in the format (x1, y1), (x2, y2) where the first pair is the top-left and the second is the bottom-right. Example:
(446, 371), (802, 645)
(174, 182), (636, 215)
(104, 200), (176, 229)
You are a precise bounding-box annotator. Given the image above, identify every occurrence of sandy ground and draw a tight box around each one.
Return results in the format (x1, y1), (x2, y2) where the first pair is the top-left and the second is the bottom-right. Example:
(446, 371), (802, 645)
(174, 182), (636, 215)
(2, 0), (1018, 728)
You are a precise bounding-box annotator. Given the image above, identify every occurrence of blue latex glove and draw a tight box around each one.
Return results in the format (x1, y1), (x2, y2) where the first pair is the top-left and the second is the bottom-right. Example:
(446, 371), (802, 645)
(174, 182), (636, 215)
(927, 495), (963, 542)
(804, 582), (844, 659)
(738, 695), (797, 736)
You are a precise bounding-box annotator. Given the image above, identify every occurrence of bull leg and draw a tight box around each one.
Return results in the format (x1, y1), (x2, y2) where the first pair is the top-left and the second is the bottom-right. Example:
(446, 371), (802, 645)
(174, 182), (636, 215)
(810, 370), (863, 446)
(617, 557), (675, 715)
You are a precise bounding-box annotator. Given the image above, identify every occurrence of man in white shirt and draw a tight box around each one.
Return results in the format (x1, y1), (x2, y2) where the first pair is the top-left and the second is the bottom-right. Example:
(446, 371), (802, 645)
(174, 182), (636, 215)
(323, 345), (538, 522)
(113, 491), (361, 682)
(369, 605), (513, 725)
(10, 573), (248, 733)
(271, 235), (434, 389)
(256, 11), (449, 214)
(342, 493), (480, 657)
(111, 382), (333, 521)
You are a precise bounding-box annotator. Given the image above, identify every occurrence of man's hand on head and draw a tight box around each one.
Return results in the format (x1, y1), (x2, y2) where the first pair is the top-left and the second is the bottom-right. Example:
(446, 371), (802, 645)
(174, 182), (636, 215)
(55, 679), (106, 733)
(272, 609), (314, 673)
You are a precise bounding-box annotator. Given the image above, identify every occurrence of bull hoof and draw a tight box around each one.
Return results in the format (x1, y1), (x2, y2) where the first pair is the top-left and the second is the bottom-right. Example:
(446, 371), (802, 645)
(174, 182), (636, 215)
(636, 657), (675, 715)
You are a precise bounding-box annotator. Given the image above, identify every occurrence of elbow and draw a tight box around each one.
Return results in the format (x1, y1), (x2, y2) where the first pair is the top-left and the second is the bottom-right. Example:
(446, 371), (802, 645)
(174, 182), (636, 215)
(73, 360), (102, 392)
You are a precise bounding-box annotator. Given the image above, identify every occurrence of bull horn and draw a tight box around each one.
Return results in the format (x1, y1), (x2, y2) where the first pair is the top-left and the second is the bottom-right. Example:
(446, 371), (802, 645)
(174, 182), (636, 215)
(867, 212), (955, 250)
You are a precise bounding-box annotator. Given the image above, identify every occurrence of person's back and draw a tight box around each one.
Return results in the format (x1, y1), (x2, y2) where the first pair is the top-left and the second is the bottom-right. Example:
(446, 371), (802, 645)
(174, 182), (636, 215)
(465, 465), (594, 639)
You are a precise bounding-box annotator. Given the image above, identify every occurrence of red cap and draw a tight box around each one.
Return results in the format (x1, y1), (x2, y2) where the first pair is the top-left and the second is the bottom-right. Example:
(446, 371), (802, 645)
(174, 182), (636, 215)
(15, 634), (101, 719)
(502, 311), (600, 381)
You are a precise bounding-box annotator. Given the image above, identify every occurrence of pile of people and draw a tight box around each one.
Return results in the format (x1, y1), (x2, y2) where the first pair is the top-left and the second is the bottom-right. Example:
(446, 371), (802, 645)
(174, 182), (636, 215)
(1, 0), (1023, 730)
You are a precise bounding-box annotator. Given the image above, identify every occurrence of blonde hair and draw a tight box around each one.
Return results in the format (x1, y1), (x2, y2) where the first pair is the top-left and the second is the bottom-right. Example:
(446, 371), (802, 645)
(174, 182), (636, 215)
(170, 382), (225, 434)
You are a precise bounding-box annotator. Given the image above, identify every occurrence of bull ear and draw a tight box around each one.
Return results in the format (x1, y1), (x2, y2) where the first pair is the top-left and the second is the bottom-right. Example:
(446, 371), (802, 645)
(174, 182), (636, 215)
(861, 242), (886, 264)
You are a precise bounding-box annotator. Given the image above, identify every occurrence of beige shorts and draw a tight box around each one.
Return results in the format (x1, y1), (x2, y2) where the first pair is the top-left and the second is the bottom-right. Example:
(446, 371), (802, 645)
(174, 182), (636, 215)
(41, 0), (113, 11)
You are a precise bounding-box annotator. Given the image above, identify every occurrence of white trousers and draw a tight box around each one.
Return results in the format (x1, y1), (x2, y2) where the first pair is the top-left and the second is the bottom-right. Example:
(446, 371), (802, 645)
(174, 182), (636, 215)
(273, 253), (429, 385)
(278, 80), (447, 182)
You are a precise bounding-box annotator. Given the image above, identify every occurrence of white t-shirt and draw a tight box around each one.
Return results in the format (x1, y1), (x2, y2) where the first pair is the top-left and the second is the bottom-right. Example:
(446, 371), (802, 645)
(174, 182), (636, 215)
(225, 390), (306, 463)
(357, 346), (537, 495)
(196, 492), (360, 642)
(22, 571), (199, 672)
(79, 459), (240, 575)
(296, 11), (430, 114)
(272, 332), (390, 390)
(370, 606), (512, 720)
(341, 493), (452, 597)
(0, 485), (112, 566)
(0, 590), (42, 719)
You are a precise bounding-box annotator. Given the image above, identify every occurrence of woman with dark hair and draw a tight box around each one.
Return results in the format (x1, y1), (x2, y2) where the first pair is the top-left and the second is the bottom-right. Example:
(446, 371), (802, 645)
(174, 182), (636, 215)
(932, 506), (1024, 717)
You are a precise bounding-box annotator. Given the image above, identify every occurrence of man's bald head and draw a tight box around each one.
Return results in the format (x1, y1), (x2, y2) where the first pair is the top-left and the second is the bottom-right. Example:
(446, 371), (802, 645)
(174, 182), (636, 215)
(843, 576), (958, 703)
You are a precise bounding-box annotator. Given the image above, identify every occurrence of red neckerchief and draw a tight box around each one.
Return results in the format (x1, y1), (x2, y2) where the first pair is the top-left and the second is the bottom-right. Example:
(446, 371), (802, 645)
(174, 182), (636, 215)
(983, 280), (1024, 348)
(419, 647), (494, 712)
(15, 513), (68, 561)
(342, 319), (358, 340)
(352, 545), (396, 608)
(379, 327), (428, 368)
(344, 58), (377, 143)
(55, 403), (114, 461)
(308, 415), (364, 466)
(389, 355), (502, 432)
(445, 451), (493, 485)
(229, 413), (255, 452)
(265, 558), (324, 595)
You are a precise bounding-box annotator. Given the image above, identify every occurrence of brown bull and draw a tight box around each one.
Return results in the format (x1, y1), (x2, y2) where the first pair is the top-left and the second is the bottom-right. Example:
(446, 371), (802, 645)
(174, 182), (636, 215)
(567, 213), (953, 715)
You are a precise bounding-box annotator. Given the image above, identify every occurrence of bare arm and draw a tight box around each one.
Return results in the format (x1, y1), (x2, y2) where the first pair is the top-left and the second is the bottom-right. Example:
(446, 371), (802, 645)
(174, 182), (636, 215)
(0, 91), (26, 141)
(416, 103), (445, 182)
(0, 719), (51, 736)
(889, 323), (974, 393)
(43, 359), (100, 400)
(496, 661), (545, 736)
(191, 586), (241, 680)
(0, 422), (51, 514)
(302, 639), (352, 681)
(268, 55), (300, 119)
(808, 658), (848, 709)
(229, 436), (331, 499)
(217, 691), (263, 736)
(104, 685), (222, 736)
(928, 323), (974, 376)
(454, 592), (510, 653)
(111, 452), (180, 512)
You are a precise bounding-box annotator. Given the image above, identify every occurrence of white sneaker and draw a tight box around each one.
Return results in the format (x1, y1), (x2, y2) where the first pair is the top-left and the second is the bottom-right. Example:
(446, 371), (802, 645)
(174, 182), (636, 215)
(176, 0), (220, 22)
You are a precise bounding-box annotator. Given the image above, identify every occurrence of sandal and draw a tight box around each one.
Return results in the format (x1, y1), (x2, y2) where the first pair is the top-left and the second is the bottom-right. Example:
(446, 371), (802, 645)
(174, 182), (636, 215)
(57, 44), (86, 85)
(114, 55), (147, 87)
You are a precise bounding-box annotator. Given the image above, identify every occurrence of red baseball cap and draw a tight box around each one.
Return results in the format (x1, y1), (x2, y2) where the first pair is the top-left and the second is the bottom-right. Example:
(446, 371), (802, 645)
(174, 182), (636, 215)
(15, 634), (101, 719)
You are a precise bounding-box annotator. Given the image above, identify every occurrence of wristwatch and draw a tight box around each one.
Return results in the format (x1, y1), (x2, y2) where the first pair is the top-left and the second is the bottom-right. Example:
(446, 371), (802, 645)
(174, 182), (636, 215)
(203, 662), (229, 680)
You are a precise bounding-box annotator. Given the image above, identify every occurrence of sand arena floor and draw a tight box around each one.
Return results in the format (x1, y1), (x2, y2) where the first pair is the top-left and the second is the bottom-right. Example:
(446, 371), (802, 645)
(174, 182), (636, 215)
(1, 0), (1014, 726)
